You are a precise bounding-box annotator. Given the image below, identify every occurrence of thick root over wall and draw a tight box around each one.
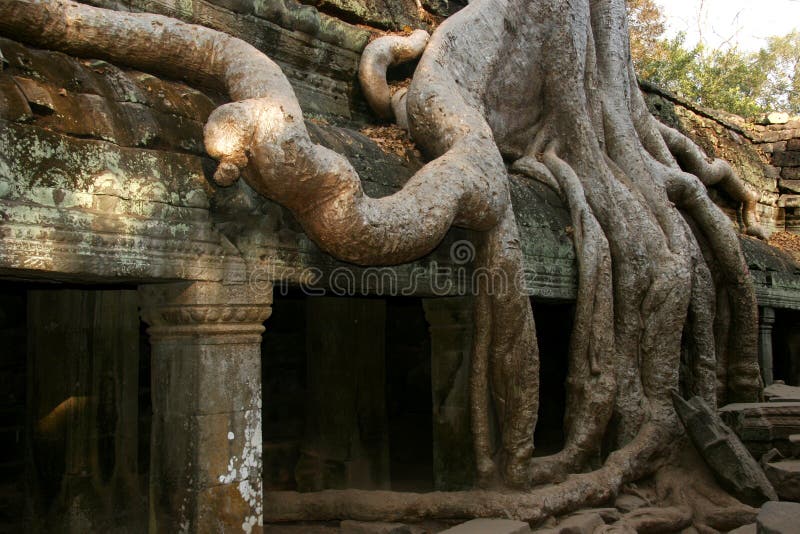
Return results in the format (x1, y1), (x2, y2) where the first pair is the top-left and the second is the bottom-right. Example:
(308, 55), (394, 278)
(0, 0), (765, 528)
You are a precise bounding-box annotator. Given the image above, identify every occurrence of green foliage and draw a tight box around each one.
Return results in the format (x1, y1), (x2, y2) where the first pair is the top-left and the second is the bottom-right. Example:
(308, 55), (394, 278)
(683, 45), (768, 117)
(627, 2), (800, 117)
(757, 30), (800, 114)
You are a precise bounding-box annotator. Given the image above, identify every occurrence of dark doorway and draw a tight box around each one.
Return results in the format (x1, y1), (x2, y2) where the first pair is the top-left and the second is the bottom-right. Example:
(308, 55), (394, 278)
(261, 292), (434, 492)
(0, 285), (26, 534)
(773, 308), (800, 386)
(532, 299), (573, 457)
(385, 297), (433, 492)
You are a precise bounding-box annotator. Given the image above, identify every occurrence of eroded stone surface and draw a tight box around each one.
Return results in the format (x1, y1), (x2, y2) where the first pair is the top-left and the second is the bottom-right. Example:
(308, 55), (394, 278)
(764, 460), (800, 501)
(757, 501), (800, 534)
(440, 519), (531, 534)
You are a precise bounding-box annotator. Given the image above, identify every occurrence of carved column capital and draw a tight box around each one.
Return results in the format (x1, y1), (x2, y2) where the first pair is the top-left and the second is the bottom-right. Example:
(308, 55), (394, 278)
(139, 281), (273, 343)
(759, 306), (777, 328)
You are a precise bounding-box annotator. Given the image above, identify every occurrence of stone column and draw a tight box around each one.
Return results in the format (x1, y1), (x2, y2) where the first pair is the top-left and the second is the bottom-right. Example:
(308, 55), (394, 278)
(139, 281), (272, 534)
(422, 296), (475, 490)
(759, 306), (776, 387)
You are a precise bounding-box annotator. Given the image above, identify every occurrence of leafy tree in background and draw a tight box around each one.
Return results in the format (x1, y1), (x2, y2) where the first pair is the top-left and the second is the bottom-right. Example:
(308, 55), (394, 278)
(627, 0), (667, 66)
(758, 30), (800, 114)
(627, 1), (798, 117)
(684, 45), (767, 117)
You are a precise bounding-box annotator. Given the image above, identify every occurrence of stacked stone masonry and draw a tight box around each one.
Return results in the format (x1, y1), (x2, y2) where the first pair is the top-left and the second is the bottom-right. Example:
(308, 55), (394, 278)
(752, 118), (800, 233)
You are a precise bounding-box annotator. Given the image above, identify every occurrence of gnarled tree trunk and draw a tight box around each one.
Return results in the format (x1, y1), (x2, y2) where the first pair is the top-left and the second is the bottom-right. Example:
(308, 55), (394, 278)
(0, 0), (766, 528)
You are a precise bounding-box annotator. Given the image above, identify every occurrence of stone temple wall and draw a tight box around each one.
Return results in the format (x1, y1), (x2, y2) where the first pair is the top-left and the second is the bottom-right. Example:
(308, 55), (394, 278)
(751, 117), (800, 233)
(641, 83), (799, 239)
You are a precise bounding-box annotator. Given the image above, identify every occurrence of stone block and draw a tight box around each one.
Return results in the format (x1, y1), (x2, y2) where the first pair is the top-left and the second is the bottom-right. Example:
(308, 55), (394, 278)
(729, 525), (757, 534)
(761, 129), (800, 143)
(763, 384), (800, 403)
(773, 150), (800, 167)
(765, 165), (783, 179)
(764, 460), (800, 501)
(12, 75), (55, 111)
(719, 402), (800, 458)
(782, 167), (800, 179)
(758, 113), (791, 125)
(787, 138), (800, 151)
(340, 520), (413, 534)
(127, 71), (216, 122)
(779, 180), (800, 194)
(0, 75), (31, 121)
(150, 345), (262, 416)
(195, 475), (263, 534)
(757, 501), (800, 534)
(440, 519), (531, 534)
(763, 141), (788, 154)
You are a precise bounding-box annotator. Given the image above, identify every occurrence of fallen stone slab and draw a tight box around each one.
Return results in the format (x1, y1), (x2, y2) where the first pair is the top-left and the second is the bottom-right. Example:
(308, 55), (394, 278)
(764, 459), (800, 501)
(763, 383), (800, 403)
(757, 501), (800, 534)
(728, 524), (756, 534)
(672, 394), (778, 506)
(440, 519), (531, 534)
